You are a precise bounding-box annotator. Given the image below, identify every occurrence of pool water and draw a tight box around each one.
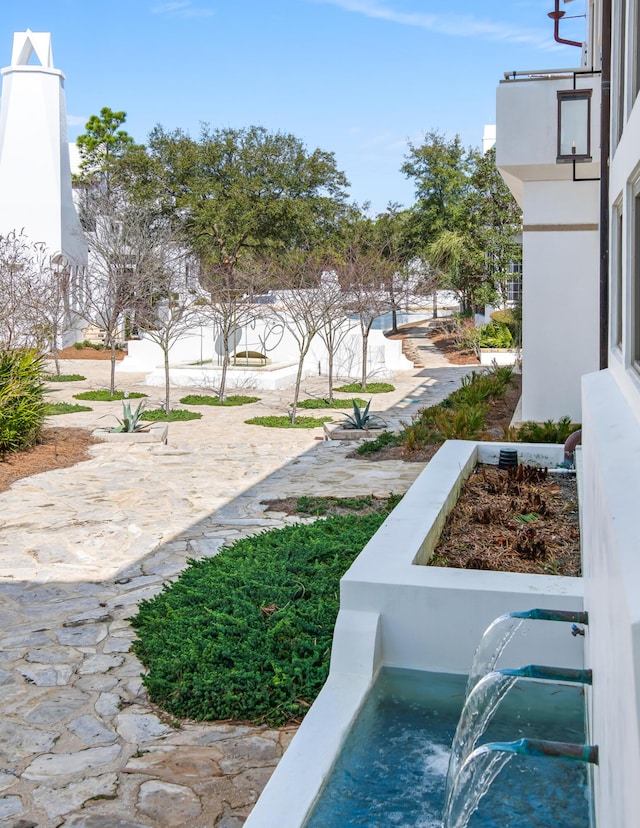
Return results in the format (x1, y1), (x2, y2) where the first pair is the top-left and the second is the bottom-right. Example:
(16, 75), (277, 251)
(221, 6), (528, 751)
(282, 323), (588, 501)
(304, 669), (589, 828)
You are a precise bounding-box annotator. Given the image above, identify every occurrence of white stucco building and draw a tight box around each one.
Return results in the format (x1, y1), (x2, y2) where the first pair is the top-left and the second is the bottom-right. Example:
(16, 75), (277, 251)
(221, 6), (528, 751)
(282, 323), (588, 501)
(499, 1), (640, 824)
(0, 30), (87, 275)
(496, 15), (601, 422)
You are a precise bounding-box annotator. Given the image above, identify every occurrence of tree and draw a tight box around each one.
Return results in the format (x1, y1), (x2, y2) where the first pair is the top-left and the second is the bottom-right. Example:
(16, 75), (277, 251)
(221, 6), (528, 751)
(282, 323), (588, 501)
(333, 215), (397, 390)
(465, 147), (522, 308)
(78, 191), (171, 393)
(0, 232), (50, 351)
(75, 107), (136, 192)
(130, 235), (192, 415)
(144, 124), (349, 266)
(133, 123), (350, 401)
(266, 253), (332, 422)
(314, 272), (352, 403)
(197, 255), (266, 402)
(402, 131), (472, 244)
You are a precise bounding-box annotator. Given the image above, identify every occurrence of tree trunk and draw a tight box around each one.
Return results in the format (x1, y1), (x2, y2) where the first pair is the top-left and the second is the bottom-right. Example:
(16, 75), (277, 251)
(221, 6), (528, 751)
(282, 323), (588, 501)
(110, 340), (117, 395)
(390, 307), (398, 334)
(290, 356), (305, 424)
(432, 290), (438, 319)
(327, 349), (334, 403)
(219, 337), (229, 402)
(163, 348), (171, 415)
(360, 331), (368, 392)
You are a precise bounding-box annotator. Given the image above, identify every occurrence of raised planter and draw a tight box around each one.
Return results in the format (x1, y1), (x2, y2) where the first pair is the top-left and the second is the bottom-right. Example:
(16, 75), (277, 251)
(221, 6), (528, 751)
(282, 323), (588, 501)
(92, 423), (168, 444)
(480, 347), (521, 366)
(323, 423), (385, 441)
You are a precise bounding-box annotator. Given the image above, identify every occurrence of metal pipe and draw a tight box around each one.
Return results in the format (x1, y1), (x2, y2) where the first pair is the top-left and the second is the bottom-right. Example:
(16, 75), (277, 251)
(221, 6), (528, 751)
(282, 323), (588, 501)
(548, 1), (583, 48)
(508, 608), (589, 624)
(499, 664), (592, 684)
(599, 0), (612, 369)
(482, 737), (599, 765)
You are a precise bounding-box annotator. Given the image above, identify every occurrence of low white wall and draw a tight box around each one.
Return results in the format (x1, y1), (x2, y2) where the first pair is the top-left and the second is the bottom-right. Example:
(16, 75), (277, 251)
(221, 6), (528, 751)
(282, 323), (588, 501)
(246, 440), (584, 827)
(118, 317), (412, 384)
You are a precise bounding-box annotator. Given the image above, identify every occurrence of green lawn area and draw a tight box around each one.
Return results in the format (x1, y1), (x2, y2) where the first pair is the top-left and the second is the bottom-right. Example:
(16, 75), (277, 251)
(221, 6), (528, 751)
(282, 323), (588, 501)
(131, 505), (396, 725)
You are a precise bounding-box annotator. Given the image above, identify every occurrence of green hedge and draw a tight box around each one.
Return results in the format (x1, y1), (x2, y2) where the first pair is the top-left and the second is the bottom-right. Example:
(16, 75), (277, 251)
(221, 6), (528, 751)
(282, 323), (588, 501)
(0, 349), (47, 453)
(131, 511), (390, 725)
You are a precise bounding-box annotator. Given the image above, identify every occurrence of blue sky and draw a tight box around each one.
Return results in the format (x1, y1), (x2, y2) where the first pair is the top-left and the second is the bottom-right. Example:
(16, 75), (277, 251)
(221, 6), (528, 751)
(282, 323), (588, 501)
(2, 1), (585, 213)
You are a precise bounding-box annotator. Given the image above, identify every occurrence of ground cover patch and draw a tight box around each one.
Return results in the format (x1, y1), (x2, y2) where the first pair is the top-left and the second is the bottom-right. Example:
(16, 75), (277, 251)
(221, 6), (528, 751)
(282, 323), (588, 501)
(245, 415), (331, 428)
(44, 402), (92, 415)
(180, 394), (260, 406)
(74, 390), (147, 402)
(131, 511), (392, 725)
(334, 382), (394, 394)
(44, 373), (86, 382)
(140, 408), (202, 422)
(295, 397), (367, 410)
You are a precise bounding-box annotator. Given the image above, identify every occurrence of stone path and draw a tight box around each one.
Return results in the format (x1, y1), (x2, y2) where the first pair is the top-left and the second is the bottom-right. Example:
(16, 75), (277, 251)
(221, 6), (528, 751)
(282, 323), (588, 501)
(0, 333), (474, 827)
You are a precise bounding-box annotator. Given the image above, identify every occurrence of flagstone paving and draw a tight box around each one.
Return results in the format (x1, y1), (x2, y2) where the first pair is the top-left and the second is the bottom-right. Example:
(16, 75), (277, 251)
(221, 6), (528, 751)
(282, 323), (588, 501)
(0, 335), (474, 827)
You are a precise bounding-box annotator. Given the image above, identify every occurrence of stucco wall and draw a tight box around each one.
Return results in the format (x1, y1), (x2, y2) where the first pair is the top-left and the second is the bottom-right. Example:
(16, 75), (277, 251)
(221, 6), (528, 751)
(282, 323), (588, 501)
(581, 368), (640, 828)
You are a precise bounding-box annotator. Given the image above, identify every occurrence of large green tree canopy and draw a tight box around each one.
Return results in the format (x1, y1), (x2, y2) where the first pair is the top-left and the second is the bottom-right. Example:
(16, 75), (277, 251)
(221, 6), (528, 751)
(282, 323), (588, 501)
(137, 124), (350, 274)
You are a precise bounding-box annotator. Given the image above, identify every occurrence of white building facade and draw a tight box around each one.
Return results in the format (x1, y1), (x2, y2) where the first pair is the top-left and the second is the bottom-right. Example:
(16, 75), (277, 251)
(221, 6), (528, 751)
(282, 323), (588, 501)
(0, 30), (87, 279)
(500, 1), (640, 824)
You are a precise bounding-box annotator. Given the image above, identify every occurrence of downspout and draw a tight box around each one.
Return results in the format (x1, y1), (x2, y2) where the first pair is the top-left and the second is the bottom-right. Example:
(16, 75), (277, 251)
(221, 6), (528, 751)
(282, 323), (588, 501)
(548, 1), (584, 48)
(600, 0), (612, 369)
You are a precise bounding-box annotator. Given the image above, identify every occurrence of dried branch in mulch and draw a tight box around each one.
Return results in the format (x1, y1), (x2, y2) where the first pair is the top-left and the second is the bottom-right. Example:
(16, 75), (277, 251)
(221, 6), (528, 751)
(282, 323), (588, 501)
(0, 428), (98, 493)
(430, 465), (581, 576)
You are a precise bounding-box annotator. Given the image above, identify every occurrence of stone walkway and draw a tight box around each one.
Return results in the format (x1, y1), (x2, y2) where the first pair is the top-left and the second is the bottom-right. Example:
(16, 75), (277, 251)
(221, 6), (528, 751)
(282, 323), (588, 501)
(0, 334), (474, 828)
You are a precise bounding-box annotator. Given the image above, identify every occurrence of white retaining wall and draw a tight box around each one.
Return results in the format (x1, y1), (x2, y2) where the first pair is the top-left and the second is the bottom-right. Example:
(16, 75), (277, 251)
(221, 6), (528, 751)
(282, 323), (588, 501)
(245, 441), (584, 827)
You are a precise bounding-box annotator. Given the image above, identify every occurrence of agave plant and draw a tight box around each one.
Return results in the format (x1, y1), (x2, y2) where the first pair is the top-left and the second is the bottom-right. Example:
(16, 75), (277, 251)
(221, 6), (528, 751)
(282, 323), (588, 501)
(111, 399), (148, 433)
(340, 399), (386, 430)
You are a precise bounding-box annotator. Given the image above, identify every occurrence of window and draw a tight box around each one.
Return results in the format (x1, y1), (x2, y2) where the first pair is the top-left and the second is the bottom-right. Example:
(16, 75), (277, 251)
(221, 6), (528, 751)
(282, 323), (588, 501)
(613, 200), (624, 350)
(557, 91), (592, 163)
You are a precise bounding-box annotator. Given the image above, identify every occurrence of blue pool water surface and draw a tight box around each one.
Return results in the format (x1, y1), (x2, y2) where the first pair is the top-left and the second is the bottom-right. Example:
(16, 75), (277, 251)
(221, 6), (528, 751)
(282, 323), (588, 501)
(304, 669), (589, 828)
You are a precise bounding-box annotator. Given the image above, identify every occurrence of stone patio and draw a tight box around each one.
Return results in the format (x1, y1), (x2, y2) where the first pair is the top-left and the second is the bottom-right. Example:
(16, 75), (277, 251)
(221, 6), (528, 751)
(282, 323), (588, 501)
(0, 337), (473, 827)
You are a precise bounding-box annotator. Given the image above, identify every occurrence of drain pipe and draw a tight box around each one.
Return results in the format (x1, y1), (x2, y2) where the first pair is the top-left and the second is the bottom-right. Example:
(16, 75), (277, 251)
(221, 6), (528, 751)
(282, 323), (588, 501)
(599, 0), (612, 369)
(547, 1), (583, 48)
(481, 737), (599, 764)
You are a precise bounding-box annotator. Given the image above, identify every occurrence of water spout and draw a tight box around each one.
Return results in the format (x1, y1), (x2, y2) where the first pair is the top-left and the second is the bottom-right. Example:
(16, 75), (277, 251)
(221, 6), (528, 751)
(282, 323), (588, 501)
(478, 737), (598, 764)
(466, 608), (589, 696)
(446, 664), (592, 812)
(443, 739), (598, 828)
(499, 664), (592, 684)
(509, 608), (589, 624)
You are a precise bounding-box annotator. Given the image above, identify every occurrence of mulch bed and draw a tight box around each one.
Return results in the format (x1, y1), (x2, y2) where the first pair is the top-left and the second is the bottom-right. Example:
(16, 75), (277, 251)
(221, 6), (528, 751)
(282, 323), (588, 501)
(0, 428), (98, 493)
(430, 465), (580, 576)
(55, 346), (125, 361)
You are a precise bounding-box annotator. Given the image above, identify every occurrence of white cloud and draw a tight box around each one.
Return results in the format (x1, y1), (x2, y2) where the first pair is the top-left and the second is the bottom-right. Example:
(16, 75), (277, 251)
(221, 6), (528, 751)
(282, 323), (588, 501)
(315, 0), (559, 50)
(151, 1), (214, 18)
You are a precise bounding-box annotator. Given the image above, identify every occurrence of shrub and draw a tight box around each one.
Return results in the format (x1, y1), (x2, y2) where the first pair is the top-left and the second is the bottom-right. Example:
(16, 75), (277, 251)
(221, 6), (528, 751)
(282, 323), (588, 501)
(0, 349), (47, 453)
(477, 321), (513, 349)
(432, 403), (488, 440)
(44, 402), (92, 415)
(515, 417), (581, 444)
(131, 511), (391, 725)
(74, 390), (147, 402)
(355, 429), (401, 455)
(140, 408), (202, 422)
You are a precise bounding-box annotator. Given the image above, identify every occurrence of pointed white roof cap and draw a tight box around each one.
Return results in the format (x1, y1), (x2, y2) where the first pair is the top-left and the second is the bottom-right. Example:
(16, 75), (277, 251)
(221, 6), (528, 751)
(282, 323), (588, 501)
(11, 30), (54, 68)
